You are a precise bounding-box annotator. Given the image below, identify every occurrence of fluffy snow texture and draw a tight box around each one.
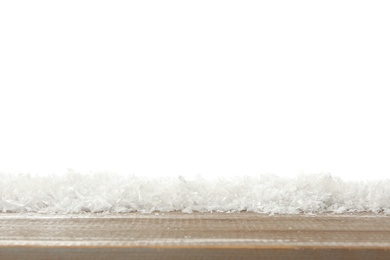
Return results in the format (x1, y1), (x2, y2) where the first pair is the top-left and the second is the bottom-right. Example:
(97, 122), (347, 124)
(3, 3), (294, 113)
(1, 172), (389, 214)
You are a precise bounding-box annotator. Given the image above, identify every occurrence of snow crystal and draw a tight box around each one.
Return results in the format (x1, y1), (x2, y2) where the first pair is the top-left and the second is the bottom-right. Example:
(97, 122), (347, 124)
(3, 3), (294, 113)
(0, 171), (389, 214)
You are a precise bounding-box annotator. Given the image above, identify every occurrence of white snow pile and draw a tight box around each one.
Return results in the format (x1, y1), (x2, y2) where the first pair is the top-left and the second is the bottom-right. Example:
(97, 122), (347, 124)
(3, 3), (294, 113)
(1, 172), (389, 214)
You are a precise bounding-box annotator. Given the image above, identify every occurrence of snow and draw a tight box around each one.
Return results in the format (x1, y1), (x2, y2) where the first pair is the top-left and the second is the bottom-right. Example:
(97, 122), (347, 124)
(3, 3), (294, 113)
(1, 171), (389, 214)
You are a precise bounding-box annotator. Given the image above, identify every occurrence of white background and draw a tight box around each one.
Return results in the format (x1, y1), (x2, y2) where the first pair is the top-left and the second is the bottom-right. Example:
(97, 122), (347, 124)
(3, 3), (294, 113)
(1, 1), (389, 180)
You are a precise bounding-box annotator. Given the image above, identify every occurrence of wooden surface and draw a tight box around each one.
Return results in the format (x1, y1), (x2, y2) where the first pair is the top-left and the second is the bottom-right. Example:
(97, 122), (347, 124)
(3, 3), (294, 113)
(0, 212), (389, 259)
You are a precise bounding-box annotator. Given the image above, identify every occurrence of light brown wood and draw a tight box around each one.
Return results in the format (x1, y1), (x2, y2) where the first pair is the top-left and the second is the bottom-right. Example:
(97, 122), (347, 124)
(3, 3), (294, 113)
(0, 212), (389, 259)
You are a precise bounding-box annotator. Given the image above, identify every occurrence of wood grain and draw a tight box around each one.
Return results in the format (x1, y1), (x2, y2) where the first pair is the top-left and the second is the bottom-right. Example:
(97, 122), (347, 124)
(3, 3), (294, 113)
(0, 212), (389, 259)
